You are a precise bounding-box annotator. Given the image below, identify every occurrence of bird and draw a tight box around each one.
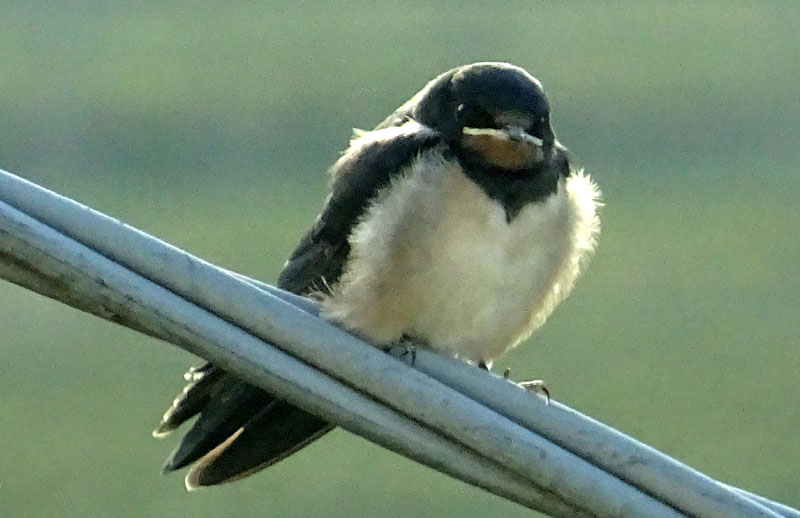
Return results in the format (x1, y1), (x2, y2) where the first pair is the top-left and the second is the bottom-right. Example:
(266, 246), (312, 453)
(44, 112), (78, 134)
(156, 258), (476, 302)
(153, 62), (601, 489)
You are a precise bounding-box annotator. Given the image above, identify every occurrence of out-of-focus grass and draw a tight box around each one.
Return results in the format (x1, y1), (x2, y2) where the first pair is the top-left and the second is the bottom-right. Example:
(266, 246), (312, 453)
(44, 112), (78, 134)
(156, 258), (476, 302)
(2, 1), (798, 178)
(1, 2), (798, 517)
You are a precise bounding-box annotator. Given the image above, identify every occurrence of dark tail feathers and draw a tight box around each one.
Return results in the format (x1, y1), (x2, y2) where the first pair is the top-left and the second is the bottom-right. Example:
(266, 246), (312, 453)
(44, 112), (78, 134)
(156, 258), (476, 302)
(154, 363), (333, 488)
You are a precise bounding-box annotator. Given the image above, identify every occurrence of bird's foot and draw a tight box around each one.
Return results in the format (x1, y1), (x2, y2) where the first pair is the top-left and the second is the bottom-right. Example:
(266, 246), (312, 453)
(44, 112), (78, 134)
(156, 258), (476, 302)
(395, 341), (417, 367)
(518, 379), (550, 404)
(495, 366), (551, 403)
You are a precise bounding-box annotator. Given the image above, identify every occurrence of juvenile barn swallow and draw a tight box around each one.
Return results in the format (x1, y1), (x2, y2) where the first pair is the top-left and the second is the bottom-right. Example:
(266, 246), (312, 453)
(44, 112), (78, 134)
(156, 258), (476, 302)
(154, 62), (601, 488)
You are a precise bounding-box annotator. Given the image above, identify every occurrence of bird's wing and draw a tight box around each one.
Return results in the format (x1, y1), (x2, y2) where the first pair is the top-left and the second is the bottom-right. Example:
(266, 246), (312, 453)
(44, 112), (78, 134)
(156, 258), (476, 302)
(278, 121), (441, 294)
(156, 121), (441, 487)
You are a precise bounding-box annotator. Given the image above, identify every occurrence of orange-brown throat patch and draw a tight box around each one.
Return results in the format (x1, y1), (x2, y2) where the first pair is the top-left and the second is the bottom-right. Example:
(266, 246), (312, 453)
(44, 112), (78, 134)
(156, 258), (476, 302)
(461, 133), (542, 170)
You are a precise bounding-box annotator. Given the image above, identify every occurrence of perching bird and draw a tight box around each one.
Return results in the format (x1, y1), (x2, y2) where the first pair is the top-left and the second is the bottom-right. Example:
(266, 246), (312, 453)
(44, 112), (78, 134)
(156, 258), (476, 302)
(153, 62), (601, 489)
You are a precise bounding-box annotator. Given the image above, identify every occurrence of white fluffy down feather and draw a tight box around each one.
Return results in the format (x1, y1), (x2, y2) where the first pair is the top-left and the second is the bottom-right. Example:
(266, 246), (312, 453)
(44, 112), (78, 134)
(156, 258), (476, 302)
(322, 146), (601, 364)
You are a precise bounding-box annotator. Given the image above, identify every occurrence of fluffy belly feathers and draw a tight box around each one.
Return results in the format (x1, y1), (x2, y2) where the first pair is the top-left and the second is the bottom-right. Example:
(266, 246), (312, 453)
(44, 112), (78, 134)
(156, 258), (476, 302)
(321, 152), (600, 363)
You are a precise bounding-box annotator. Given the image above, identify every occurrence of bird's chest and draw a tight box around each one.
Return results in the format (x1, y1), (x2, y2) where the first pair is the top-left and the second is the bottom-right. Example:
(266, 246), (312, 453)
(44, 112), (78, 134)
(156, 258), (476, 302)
(322, 155), (576, 362)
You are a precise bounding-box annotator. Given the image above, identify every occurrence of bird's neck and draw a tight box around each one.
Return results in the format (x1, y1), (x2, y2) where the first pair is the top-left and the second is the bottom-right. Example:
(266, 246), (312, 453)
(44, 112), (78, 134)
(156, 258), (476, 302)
(449, 146), (562, 222)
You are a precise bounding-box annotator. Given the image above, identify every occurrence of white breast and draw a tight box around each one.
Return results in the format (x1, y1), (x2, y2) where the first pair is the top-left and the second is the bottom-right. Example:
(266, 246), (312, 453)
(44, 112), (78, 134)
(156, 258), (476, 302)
(321, 151), (600, 364)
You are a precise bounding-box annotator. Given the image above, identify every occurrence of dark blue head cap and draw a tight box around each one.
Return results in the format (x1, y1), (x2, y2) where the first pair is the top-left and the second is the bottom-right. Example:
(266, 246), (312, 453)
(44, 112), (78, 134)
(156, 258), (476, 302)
(449, 63), (549, 119)
(390, 62), (551, 140)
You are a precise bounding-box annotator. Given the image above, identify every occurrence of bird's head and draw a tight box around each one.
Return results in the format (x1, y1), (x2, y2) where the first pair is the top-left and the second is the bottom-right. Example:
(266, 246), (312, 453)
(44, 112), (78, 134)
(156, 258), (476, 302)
(407, 62), (566, 173)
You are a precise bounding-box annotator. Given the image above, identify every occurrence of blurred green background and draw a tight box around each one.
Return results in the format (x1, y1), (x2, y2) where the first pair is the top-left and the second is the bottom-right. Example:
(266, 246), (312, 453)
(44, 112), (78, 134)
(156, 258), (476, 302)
(1, 1), (798, 516)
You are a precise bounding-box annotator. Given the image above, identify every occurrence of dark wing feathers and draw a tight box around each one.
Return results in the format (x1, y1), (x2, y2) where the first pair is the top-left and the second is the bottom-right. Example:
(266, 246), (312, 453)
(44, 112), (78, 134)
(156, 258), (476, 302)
(161, 378), (274, 471)
(185, 401), (331, 488)
(156, 122), (441, 486)
(278, 124), (441, 294)
(153, 363), (223, 437)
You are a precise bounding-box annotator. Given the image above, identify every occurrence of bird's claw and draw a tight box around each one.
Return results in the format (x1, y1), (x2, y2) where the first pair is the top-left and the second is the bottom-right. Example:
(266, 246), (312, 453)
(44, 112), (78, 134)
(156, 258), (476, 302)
(518, 379), (550, 404)
(398, 343), (417, 367)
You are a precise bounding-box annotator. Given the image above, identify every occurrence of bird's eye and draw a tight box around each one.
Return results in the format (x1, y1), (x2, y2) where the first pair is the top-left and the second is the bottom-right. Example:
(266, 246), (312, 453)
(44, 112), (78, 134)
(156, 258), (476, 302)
(454, 104), (467, 121)
(455, 104), (496, 128)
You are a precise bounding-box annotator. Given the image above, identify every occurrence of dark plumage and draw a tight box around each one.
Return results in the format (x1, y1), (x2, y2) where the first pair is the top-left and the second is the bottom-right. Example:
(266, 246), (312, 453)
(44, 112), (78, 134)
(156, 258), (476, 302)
(154, 62), (591, 488)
